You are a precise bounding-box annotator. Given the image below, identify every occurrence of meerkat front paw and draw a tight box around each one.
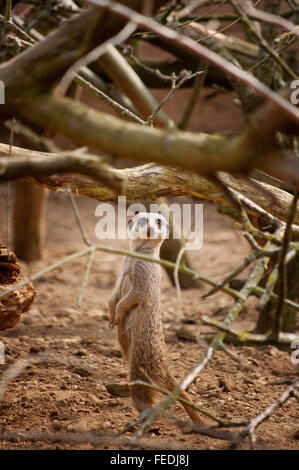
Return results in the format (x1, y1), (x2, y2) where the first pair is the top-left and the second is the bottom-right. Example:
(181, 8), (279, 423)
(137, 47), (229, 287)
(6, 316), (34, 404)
(109, 299), (117, 329)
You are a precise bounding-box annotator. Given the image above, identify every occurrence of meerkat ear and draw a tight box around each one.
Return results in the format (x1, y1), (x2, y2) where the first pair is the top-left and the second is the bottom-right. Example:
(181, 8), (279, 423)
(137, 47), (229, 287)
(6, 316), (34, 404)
(128, 219), (134, 230)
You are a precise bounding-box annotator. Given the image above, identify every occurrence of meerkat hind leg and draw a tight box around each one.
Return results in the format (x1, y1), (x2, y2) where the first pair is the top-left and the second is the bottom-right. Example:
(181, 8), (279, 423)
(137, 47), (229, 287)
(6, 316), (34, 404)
(130, 382), (155, 414)
(116, 408), (153, 436)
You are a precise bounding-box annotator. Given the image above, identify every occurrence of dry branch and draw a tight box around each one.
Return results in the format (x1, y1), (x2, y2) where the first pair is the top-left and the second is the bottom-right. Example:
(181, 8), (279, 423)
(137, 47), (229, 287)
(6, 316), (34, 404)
(0, 1), (143, 102)
(15, 94), (299, 188)
(230, 378), (299, 449)
(0, 2), (298, 189)
(0, 143), (298, 226)
(0, 145), (124, 192)
(200, 315), (299, 344)
(98, 46), (174, 128)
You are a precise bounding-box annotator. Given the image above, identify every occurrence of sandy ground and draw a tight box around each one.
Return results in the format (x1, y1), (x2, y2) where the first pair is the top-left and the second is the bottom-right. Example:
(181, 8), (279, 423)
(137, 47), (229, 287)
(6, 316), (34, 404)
(0, 191), (298, 450)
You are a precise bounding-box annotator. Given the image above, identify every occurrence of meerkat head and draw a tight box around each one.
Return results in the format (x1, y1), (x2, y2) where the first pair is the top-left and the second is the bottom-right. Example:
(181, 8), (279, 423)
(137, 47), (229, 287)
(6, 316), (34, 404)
(128, 212), (170, 250)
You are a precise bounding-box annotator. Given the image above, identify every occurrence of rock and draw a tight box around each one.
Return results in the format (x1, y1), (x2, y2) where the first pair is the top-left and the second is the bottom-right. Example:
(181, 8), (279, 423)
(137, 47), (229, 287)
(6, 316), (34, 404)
(81, 336), (95, 345)
(105, 383), (130, 397)
(74, 349), (87, 357)
(182, 318), (197, 325)
(71, 366), (93, 377)
(176, 325), (199, 342)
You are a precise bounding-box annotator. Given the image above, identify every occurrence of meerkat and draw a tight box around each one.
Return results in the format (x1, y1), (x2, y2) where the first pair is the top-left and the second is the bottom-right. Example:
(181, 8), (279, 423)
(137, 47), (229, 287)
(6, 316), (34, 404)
(109, 212), (203, 425)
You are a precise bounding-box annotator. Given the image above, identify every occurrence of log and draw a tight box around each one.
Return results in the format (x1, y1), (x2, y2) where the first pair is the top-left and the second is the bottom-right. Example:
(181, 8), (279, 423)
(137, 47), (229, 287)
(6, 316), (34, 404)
(14, 181), (48, 262)
(0, 144), (298, 226)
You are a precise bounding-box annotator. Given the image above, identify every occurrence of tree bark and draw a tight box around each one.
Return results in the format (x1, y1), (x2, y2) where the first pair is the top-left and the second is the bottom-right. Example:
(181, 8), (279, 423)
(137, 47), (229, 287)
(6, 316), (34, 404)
(0, 143), (298, 227)
(13, 181), (48, 262)
(257, 253), (298, 333)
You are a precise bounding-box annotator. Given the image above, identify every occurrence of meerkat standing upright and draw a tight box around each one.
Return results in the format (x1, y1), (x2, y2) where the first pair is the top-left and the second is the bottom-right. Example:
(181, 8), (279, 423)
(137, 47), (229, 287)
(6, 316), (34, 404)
(109, 212), (203, 425)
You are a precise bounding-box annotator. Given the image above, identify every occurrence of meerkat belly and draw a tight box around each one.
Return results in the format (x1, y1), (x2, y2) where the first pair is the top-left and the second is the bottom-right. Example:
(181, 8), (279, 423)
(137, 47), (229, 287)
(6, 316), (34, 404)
(129, 300), (168, 366)
(117, 271), (137, 357)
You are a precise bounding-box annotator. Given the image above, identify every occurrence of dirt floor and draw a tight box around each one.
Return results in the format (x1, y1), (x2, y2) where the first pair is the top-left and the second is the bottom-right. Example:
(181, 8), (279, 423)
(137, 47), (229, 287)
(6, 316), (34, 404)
(0, 191), (298, 450)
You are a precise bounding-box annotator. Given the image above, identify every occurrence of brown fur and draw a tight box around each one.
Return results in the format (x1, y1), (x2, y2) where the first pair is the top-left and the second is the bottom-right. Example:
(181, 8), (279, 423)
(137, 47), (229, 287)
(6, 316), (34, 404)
(109, 213), (203, 425)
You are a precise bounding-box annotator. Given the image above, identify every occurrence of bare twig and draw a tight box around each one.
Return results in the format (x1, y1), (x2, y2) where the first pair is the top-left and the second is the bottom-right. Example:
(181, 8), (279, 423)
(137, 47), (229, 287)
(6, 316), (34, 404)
(230, 379), (299, 449)
(257, 248), (297, 311)
(176, 0), (227, 21)
(74, 74), (146, 125)
(122, 44), (178, 83)
(86, 0), (299, 123)
(200, 314), (299, 344)
(131, 373), (233, 426)
(77, 248), (96, 307)
(146, 71), (203, 126)
(231, 0), (298, 80)
(0, 148), (124, 193)
(55, 20), (137, 97)
(99, 46), (175, 128)
(240, 0), (299, 39)
(6, 117), (15, 254)
(0, 242), (242, 303)
(178, 60), (208, 130)
(201, 250), (259, 298)
(273, 191), (299, 339)
(66, 189), (93, 247)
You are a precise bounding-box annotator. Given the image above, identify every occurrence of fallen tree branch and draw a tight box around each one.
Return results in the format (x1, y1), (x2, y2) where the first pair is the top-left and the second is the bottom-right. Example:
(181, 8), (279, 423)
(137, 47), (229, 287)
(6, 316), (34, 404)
(0, 144), (298, 227)
(0, 147), (124, 192)
(15, 94), (299, 188)
(200, 314), (299, 344)
(0, 426), (193, 449)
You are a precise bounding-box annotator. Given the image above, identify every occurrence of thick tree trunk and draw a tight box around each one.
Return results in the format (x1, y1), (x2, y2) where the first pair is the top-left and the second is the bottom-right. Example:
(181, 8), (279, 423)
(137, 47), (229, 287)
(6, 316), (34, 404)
(13, 181), (48, 262)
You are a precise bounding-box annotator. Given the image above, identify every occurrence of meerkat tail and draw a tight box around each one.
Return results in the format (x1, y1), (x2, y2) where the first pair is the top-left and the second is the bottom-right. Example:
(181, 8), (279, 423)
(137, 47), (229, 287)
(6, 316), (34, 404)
(163, 373), (204, 425)
(178, 389), (204, 425)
